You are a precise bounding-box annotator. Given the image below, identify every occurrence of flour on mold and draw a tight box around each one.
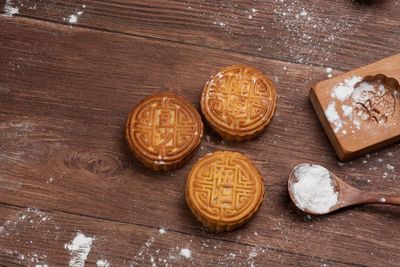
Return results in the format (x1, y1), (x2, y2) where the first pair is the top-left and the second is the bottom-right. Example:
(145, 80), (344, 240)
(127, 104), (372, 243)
(331, 76), (362, 101)
(323, 75), (391, 134)
(325, 102), (343, 133)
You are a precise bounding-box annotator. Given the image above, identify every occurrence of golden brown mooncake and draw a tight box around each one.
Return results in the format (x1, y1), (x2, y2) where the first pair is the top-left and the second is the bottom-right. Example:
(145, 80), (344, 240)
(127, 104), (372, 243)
(185, 151), (265, 232)
(201, 65), (277, 141)
(126, 92), (203, 171)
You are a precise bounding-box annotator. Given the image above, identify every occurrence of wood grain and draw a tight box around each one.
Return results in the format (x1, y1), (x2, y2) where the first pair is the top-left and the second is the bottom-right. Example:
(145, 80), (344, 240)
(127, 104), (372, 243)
(1, 204), (335, 266)
(1, 1), (400, 266)
(2, 0), (400, 70)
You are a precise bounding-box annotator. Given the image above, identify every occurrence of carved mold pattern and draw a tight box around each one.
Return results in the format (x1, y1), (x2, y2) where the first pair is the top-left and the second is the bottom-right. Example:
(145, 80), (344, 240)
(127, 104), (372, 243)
(352, 81), (396, 125)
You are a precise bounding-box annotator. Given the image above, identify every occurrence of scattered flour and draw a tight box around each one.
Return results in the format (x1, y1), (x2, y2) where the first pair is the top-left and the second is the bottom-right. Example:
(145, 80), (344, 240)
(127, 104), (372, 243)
(159, 228), (166, 234)
(351, 81), (376, 103)
(326, 74), (398, 135)
(179, 248), (192, 259)
(341, 105), (353, 117)
(65, 10), (84, 24)
(65, 232), (95, 267)
(96, 259), (110, 267)
(324, 76), (368, 133)
(248, 250), (257, 258)
(324, 102), (342, 132)
(0, 208), (59, 266)
(272, 1), (369, 65)
(386, 164), (395, 171)
(187, 1), (369, 66)
(326, 67), (333, 78)
(331, 76), (362, 101)
(3, 0), (19, 17)
(130, 233), (270, 266)
(67, 15), (78, 23)
(291, 164), (339, 214)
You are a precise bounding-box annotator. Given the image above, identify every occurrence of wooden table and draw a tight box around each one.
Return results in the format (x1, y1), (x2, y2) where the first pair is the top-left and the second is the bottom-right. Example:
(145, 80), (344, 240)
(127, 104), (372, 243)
(1, 1), (399, 266)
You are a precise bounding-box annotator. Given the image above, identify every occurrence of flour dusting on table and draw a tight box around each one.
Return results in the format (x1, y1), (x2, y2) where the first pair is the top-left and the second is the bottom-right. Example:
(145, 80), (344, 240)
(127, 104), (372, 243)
(272, 1), (368, 65)
(65, 7), (85, 24)
(3, 0), (19, 17)
(96, 259), (110, 267)
(65, 232), (95, 267)
(326, 67), (333, 78)
(179, 248), (192, 259)
(0, 208), (59, 266)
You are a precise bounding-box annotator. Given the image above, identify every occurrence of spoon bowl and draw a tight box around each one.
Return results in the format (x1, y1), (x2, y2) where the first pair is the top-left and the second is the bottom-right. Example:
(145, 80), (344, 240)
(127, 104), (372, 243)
(288, 163), (400, 215)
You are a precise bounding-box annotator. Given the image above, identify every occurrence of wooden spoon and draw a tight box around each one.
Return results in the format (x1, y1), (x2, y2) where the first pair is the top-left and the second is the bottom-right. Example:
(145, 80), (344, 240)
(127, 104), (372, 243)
(288, 164), (400, 215)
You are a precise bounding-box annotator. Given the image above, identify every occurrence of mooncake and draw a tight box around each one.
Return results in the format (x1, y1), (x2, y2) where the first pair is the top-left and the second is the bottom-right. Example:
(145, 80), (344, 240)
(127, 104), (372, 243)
(126, 92), (203, 171)
(201, 65), (277, 141)
(185, 151), (265, 232)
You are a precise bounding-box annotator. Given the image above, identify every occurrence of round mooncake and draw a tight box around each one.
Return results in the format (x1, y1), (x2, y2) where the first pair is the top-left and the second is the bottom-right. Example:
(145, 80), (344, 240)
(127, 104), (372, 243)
(201, 65), (277, 141)
(126, 92), (203, 171)
(185, 151), (265, 232)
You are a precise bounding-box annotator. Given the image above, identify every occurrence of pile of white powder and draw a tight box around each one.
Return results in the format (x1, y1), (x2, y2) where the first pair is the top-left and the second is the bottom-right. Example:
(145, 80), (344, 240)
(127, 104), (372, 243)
(291, 164), (339, 214)
(325, 76), (363, 133)
(3, 0), (19, 17)
(65, 232), (95, 267)
(179, 248), (192, 259)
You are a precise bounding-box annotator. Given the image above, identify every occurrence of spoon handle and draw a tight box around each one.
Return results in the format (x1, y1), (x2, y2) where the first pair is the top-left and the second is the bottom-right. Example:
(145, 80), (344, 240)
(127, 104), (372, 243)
(357, 193), (400, 205)
(377, 195), (400, 205)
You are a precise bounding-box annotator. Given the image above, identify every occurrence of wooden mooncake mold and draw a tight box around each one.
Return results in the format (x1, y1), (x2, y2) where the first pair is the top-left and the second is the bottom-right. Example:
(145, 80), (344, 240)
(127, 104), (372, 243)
(201, 65), (277, 141)
(185, 151), (265, 232)
(126, 92), (203, 171)
(311, 54), (400, 160)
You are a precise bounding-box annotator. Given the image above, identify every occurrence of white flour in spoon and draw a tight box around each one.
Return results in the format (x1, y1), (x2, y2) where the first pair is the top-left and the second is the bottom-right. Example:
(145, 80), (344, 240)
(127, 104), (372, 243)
(291, 164), (339, 214)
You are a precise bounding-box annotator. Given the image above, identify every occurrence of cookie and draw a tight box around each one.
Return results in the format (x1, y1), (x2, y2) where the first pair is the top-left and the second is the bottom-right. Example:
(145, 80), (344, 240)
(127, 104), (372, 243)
(126, 92), (203, 171)
(201, 65), (277, 141)
(185, 151), (265, 232)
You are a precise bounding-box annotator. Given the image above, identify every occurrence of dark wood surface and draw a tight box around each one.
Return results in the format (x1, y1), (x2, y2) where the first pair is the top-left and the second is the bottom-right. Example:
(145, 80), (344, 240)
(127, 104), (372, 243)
(1, 1), (400, 266)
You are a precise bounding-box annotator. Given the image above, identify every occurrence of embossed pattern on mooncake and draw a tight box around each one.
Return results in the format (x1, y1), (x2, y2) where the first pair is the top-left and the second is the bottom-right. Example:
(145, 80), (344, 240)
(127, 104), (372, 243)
(185, 151), (264, 232)
(201, 65), (277, 141)
(126, 92), (203, 171)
